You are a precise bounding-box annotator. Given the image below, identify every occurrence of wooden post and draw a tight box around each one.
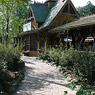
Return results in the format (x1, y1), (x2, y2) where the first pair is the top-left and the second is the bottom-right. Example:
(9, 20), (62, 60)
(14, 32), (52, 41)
(21, 37), (22, 49)
(72, 32), (75, 49)
(37, 34), (40, 50)
(45, 35), (48, 50)
(29, 35), (31, 51)
(19, 37), (20, 49)
(66, 30), (69, 50)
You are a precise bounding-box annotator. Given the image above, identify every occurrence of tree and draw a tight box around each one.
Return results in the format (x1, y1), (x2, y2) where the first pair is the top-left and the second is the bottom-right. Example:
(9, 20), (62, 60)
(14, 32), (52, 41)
(11, 2), (28, 34)
(0, 0), (30, 46)
(77, 1), (95, 16)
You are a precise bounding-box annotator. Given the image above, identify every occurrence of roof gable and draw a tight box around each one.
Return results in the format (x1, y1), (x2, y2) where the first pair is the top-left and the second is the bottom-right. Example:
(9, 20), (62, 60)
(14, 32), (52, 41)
(27, 7), (34, 21)
(40, 0), (79, 28)
(66, 0), (79, 16)
(30, 4), (50, 22)
(40, 1), (66, 28)
(62, 3), (77, 15)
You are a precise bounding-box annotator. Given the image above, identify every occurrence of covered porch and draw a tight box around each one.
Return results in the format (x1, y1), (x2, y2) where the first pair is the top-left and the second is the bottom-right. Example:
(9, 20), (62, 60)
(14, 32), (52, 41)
(13, 30), (49, 56)
(49, 15), (95, 50)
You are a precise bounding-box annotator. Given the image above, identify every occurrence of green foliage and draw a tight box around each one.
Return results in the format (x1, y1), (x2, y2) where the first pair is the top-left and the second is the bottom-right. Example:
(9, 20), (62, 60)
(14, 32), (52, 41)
(38, 49), (50, 61)
(49, 48), (61, 66)
(6, 48), (22, 71)
(77, 1), (95, 16)
(76, 82), (95, 95)
(65, 82), (95, 95)
(0, 0), (30, 43)
(39, 46), (95, 84)
(0, 44), (22, 71)
(0, 44), (24, 94)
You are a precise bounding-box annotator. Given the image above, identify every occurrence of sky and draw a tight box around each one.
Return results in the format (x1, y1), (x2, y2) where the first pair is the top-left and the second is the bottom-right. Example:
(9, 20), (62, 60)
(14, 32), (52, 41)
(32, 0), (95, 7)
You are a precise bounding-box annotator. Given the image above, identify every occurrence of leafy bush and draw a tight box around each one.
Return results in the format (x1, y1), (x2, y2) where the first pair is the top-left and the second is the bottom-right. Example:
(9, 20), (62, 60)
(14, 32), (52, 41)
(49, 48), (61, 66)
(5, 47), (21, 71)
(0, 44), (24, 94)
(38, 49), (50, 61)
(73, 52), (95, 84)
(39, 47), (95, 84)
(0, 44), (22, 71)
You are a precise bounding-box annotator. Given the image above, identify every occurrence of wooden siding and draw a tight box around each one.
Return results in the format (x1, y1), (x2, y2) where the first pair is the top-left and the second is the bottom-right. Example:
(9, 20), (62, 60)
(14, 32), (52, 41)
(51, 14), (77, 28)
(32, 21), (38, 29)
(29, 51), (38, 56)
(37, 34), (40, 49)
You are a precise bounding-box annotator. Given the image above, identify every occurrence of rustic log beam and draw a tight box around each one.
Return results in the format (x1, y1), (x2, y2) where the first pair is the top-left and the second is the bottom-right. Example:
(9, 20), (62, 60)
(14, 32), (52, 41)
(37, 34), (40, 50)
(45, 35), (48, 50)
(29, 35), (31, 51)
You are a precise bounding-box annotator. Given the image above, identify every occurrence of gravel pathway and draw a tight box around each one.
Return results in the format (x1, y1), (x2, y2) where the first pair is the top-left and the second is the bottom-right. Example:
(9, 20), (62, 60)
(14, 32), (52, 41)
(13, 56), (76, 95)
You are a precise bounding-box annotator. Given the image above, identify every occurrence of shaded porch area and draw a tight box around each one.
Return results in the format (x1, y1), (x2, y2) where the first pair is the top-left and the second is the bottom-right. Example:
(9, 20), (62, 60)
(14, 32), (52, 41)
(13, 31), (49, 56)
(49, 15), (95, 50)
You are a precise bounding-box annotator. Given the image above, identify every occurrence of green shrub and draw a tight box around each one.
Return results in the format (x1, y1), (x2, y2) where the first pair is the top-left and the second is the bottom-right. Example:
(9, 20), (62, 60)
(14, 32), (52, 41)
(5, 47), (21, 71)
(38, 49), (50, 61)
(0, 44), (24, 94)
(39, 46), (95, 84)
(0, 44), (22, 71)
(61, 48), (75, 69)
(74, 52), (95, 84)
(49, 48), (61, 66)
(63, 49), (95, 84)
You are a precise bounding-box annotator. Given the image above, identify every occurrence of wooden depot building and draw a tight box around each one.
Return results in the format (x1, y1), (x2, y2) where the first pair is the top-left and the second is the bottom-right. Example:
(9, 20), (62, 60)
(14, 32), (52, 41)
(13, 0), (83, 56)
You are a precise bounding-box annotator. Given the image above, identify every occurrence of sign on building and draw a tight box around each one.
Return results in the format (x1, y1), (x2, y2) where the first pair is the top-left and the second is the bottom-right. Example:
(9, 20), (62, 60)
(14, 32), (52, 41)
(23, 22), (32, 32)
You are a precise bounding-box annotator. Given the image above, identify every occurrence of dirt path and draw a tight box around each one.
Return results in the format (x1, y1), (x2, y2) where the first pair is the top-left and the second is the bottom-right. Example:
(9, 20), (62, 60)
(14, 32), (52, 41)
(13, 56), (76, 95)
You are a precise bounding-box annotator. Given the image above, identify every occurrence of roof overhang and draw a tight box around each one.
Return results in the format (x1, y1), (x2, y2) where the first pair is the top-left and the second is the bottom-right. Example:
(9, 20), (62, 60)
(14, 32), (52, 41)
(49, 15), (95, 33)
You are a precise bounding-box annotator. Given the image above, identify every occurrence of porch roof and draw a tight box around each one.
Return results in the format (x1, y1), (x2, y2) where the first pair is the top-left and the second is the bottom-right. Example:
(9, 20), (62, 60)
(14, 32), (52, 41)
(49, 15), (95, 32)
(19, 29), (39, 36)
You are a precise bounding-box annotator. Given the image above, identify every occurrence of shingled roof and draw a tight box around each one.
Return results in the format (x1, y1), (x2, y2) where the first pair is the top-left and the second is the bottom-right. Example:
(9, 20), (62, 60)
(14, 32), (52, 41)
(49, 15), (95, 32)
(40, 0), (67, 28)
(45, 0), (58, 2)
(31, 4), (50, 22)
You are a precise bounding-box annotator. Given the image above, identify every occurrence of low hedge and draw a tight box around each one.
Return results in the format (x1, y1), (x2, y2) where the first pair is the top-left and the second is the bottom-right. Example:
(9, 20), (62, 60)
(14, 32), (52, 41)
(0, 44), (25, 95)
(39, 47), (95, 85)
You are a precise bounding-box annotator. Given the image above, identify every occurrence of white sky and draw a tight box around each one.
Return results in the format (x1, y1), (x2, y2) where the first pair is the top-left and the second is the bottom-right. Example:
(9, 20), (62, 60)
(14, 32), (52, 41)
(32, 0), (95, 7)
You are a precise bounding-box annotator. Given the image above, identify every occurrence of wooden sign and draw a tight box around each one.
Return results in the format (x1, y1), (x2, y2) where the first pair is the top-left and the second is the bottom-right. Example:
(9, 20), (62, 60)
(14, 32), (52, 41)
(23, 22), (32, 32)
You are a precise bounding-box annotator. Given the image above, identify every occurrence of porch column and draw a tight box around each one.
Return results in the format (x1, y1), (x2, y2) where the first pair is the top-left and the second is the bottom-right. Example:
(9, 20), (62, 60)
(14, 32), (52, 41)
(66, 30), (69, 50)
(29, 35), (31, 51)
(37, 34), (40, 50)
(24, 37), (26, 51)
(45, 35), (48, 50)
(19, 37), (21, 49)
(72, 32), (76, 49)
(21, 37), (23, 49)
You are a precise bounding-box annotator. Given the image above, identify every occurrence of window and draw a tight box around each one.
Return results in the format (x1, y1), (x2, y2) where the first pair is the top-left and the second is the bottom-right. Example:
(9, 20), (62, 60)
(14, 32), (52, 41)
(40, 36), (45, 49)
(30, 35), (37, 51)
